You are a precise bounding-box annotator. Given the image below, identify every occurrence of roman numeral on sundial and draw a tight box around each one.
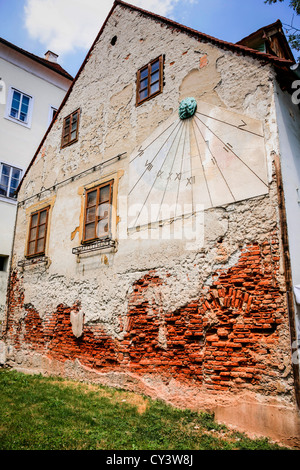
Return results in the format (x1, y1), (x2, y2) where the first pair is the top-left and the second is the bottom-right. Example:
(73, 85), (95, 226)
(186, 176), (195, 186)
(137, 147), (144, 158)
(145, 160), (153, 171)
(223, 143), (233, 153)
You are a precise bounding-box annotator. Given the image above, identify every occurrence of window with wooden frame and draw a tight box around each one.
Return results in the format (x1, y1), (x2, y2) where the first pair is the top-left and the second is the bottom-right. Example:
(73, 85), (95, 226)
(61, 109), (80, 148)
(136, 56), (163, 106)
(27, 207), (49, 257)
(83, 181), (113, 243)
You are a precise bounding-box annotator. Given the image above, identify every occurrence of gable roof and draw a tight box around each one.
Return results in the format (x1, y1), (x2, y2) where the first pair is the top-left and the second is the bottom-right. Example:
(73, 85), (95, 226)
(17, 0), (296, 195)
(0, 37), (74, 81)
(237, 19), (295, 62)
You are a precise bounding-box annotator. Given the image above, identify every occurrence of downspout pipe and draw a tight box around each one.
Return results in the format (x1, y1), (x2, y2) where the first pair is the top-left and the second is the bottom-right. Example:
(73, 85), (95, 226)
(274, 153), (300, 410)
(291, 63), (300, 79)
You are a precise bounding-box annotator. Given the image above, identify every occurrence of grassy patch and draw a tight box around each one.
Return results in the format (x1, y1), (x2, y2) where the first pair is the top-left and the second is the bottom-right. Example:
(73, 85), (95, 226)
(0, 368), (288, 450)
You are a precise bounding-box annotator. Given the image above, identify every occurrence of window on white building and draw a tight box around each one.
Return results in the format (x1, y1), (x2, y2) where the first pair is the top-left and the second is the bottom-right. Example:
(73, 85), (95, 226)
(0, 163), (22, 199)
(48, 105), (57, 125)
(6, 87), (33, 127)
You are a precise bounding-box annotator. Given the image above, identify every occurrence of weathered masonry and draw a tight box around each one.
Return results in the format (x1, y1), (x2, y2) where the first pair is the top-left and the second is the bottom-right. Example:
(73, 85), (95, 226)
(1, 1), (300, 447)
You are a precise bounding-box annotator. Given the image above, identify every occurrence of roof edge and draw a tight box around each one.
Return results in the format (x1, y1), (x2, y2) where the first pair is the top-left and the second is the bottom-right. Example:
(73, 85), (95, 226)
(116, 0), (295, 66)
(236, 19), (295, 62)
(0, 37), (73, 81)
(237, 19), (283, 44)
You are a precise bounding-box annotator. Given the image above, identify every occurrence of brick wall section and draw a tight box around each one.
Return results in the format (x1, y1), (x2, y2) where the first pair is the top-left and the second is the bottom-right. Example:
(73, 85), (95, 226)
(5, 238), (288, 393)
(201, 239), (285, 391)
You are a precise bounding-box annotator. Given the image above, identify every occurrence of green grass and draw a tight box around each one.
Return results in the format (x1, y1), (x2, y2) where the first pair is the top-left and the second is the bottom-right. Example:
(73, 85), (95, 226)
(0, 368), (289, 450)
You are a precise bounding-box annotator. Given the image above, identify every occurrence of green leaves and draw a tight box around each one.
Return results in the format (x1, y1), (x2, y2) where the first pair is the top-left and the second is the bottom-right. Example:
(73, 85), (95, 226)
(264, 0), (300, 14)
(265, 0), (300, 58)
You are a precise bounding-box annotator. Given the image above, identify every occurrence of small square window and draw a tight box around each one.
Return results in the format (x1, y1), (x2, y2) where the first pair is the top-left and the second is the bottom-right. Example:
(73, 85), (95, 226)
(0, 163), (22, 199)
(27, 207), (49, 258)
(0, 256), (9, 272)
(136, 56), (163, 106)
(8, 88), (33, 125)
(48, 106), (58, 125)
(61, 109), (80, 148)
(83, 181), (113, 243)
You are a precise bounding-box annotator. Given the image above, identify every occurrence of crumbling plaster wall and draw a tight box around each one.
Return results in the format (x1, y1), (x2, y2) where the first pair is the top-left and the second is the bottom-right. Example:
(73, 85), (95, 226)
(3, 5), (300, 446)
(12, 5), (280, 330)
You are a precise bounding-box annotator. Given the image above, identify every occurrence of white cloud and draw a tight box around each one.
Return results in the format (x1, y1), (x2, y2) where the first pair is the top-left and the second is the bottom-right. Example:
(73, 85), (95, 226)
(24, 0), (195, 57)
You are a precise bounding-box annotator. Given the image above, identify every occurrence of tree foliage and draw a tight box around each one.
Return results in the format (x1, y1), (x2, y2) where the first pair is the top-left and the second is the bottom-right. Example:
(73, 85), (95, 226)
(265, 0), (300, 56)
(265, 0), (300, 14)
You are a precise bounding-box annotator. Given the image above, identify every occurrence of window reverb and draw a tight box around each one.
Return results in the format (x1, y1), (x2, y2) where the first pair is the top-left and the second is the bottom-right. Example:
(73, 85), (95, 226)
(61, 109), (80, 148)
(6, 87), (33, 127)
(0, 163), (22, 198)
(83, 181), (113, 243)
(27, 207), (49, 258)
(9, 89), (31, 123)
(49, 106), (58, 125)
(136, 55), (163, 106)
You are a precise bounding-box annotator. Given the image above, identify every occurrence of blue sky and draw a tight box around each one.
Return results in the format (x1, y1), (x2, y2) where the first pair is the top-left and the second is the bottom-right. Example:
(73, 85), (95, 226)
(0, 0), (298, 78)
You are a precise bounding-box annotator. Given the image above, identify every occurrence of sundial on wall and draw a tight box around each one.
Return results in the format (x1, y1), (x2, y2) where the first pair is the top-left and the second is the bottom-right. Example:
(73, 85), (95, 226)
(128, 99), (268, 230)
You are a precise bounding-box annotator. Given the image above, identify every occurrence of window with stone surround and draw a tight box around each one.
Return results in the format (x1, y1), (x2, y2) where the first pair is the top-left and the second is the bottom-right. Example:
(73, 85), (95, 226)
(136, 56), (163, 106)
(61, 109), (80, 148)
(27, 207), (50, 258)
(83, 180), (113, 243)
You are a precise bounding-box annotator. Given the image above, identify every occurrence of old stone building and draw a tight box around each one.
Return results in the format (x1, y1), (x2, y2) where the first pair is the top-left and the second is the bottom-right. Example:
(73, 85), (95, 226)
(1, 0), (300, 446)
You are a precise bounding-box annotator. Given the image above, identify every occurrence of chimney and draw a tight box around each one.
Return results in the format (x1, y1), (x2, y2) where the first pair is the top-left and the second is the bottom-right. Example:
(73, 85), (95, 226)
(44, 50), (58, 63)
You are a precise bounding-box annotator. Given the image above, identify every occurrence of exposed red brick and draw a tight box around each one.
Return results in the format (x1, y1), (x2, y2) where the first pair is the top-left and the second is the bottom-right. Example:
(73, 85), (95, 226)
(200, 54), (208, 68)
(5, 240), (288, 392)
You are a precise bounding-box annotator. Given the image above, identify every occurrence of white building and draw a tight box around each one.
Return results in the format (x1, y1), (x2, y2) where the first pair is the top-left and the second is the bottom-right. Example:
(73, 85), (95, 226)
(0, 38), (73, 325)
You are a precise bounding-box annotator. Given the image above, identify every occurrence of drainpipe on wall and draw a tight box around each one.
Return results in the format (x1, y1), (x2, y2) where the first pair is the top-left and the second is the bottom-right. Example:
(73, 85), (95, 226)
(291, 63), (300, 79)
(274, 152), (300, 409)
